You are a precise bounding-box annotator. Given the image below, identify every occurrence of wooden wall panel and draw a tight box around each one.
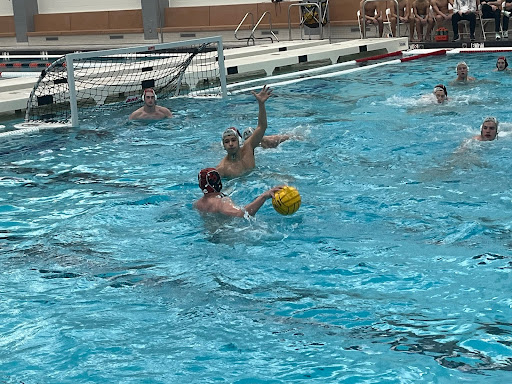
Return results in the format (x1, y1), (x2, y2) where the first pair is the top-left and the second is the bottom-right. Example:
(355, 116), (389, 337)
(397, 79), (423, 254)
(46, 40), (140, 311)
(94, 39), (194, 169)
(164, 6), (210, 28)
(0, 15), (15, 33)
(257, 2), (300, 26)
(209, 4), (258, 27)
(70, 11), (109, 31)
(330, 0), (361, 24)
(33, 13), (71, 32)
(108, 9), (143, 29)
(29, 1), (364, 35)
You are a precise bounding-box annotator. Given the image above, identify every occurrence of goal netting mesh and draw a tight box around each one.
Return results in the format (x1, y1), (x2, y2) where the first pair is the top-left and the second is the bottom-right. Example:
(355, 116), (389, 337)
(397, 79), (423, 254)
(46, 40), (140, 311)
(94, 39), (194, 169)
(25, 37), (226, 125)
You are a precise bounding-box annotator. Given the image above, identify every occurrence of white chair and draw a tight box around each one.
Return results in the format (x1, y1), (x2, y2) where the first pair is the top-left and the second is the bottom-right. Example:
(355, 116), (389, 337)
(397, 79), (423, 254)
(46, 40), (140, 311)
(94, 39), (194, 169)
(424, 5), (436, 41)
(450, 4), (472, 39)
(409, 7), (415, 40)
(384, 7), (410, 38)
(384, 8), (394, 37)
(397, 7), (411, 38)
(479, 3), (503, 40)
(447, 3), (471, 40)
(458, 20), (471, 39)
(502, 1), (510, 38)
(357, 9), (379, 38)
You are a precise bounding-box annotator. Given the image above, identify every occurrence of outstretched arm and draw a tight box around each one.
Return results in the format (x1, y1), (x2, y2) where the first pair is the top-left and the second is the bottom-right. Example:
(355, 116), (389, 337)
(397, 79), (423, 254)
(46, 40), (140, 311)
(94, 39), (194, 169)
(261, 134), (291, 149)
(244, 186), (283, 216)
(246, 85), (272, 150)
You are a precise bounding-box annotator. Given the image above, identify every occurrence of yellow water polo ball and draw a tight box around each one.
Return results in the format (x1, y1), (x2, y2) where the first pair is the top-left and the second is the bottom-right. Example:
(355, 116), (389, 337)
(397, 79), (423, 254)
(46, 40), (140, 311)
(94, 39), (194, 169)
(272, 186), (301, 215)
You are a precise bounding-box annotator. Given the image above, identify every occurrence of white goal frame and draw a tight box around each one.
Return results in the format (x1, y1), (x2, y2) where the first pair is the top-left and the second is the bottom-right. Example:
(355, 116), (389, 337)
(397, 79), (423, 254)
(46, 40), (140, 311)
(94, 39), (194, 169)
(44, 36), (226, 127)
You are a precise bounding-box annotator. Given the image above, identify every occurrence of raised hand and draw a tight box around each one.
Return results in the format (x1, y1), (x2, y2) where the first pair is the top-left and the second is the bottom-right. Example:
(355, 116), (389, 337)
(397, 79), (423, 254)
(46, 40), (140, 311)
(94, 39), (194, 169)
(252, 85), (272, 104)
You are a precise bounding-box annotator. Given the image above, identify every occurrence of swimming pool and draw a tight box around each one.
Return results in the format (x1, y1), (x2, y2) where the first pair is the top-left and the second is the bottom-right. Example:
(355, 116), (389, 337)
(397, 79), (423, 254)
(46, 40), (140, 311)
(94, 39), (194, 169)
(1, 52), (511, 383)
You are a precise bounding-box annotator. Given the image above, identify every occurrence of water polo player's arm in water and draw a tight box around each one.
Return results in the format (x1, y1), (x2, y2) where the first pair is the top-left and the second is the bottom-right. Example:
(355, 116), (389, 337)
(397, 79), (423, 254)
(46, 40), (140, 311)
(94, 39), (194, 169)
(197, 186), (283, 217)
(242, 186), (283, 216)
(260, 134), (292, 149)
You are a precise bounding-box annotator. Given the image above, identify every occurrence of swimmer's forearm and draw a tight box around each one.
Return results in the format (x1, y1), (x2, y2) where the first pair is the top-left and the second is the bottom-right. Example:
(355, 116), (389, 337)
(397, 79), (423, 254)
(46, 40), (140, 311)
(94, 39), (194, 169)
(244, 186), (283, 216)
(244, 194), (269, 216)
(257, 101), (268, 133)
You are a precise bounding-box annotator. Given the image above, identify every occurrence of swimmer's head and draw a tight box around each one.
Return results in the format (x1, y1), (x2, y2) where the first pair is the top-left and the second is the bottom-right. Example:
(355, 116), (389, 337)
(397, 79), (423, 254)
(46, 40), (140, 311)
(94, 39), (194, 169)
(433, 84), (447, 103)
(456, 61), (469, 75)
(142, 88), (157, 102)
(198, 168), (222, 194)
(496, 56), (508, 70)
(480, 116), (499, 141)
(433, 84), (447, 96)
(222, 127), (242, 147)
(243, 127), (255, 141)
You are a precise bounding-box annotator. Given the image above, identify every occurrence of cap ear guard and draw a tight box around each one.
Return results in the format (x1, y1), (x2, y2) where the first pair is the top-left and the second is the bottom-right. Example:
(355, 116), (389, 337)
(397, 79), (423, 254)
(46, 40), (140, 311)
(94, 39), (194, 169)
(222, 127), (242, 146)
(142, 88), (157, 101)
(497, 56), (508, 68)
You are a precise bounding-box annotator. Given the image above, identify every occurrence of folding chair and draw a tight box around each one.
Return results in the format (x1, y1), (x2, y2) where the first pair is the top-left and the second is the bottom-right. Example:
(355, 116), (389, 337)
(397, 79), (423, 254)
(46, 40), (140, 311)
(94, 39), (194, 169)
(479, 4), (503, 40)
(427, 5), (436, 40)
(502, 1), (510, 38)
(446, 3), (472, 40)
(300, 0), (329, 39)
(396, 7), (411, 38)
(384, 7), (411, 38)
(384, 8), (394, 37)
(458, 20), (471, 39)
(357, 9), (379, 38)
(449, 4), (472, 40)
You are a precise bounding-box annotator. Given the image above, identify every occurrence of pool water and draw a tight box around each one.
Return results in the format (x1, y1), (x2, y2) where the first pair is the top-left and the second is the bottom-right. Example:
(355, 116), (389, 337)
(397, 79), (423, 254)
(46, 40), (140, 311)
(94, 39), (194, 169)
(1, 53), (511, 383)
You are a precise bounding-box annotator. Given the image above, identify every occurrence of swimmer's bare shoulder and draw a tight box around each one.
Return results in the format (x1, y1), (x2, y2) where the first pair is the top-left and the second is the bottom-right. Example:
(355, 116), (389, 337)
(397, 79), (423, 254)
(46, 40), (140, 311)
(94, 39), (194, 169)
(129, 108), (144, 120)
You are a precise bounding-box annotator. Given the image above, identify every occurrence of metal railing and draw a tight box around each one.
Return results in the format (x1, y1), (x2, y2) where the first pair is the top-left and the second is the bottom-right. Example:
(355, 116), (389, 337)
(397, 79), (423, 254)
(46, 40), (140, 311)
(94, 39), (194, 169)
(287, 1), (330, 41)
(235, 11), (279, 45)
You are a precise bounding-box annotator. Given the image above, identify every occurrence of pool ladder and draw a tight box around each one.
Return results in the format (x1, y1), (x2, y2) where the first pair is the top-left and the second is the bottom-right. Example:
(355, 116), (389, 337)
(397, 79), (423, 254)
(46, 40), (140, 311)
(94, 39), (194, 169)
(235, 12), (280, 45)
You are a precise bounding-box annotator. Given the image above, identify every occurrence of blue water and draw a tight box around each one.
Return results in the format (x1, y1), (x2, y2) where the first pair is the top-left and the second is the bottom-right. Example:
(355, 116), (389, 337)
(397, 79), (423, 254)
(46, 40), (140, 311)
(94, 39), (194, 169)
(1, 53), (511, 383)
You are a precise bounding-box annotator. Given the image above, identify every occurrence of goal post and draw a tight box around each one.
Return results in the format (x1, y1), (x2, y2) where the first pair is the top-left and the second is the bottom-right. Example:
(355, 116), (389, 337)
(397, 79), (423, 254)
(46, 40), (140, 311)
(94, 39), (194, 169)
(25, 36), (227, 127)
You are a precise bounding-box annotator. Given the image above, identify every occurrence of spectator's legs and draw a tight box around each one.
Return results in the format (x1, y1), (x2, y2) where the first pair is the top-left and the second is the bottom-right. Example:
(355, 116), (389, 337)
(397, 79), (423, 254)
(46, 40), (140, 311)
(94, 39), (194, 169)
(495, 9), (502, 32)
(467, 13), (476, 38)
(482, 5), (502, 32)
(452, 12), (462, 39)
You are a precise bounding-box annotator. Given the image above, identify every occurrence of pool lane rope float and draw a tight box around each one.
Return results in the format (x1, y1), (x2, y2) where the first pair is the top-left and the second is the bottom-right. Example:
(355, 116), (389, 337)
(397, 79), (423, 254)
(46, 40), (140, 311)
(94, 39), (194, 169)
(399, 49), (447, 62)
(0, 122), (71, 138)
(230, 50), (447, 94)
(448, 47), (512, 55)
(228, 50), (403, 93)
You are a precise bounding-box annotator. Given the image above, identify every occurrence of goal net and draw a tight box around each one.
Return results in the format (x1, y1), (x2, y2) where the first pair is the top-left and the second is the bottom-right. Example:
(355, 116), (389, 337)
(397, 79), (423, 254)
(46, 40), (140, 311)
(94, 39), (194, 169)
(25, 36), (227, 126)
